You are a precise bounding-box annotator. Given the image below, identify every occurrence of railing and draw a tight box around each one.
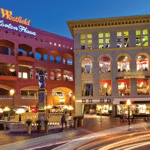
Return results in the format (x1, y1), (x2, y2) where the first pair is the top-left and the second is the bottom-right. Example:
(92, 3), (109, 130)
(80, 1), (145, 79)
(21, 96), (38, 99)
(0, 95), (13, 99)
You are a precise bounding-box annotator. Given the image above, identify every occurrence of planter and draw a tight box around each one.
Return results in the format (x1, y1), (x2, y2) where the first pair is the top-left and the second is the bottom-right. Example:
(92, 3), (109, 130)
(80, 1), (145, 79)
(45, 124), (49, 133)
(37, 125), (41, 133)
(27, 125), (32, 134)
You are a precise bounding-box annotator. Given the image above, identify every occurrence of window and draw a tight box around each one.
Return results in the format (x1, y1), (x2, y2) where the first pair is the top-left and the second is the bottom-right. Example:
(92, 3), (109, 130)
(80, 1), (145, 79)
(63, 70), (73, 81)
(136, 29), (148, 47)
(117, 56), (130, 72)
(80, 34), (92, 50)
(118, 79), (130, 96)
(98, 32), (110, 49)
(117, 31), (129, 48)
(82, 81), (93, 96)
(136, 55), (148, 71)
(18, 72), (22, 78)
(81, 57), (93, 73)
(99, 80), (112, 96)
(50, 70), (55, 80)
(67, 59), (73, 65)
(137, 79), (149, 95)
(99, 57), (111, 73)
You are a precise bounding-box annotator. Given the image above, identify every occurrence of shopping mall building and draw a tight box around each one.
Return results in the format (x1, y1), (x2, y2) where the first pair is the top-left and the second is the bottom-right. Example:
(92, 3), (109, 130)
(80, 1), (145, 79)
(67, 14), (150, 117)
(0, 9), (74, 110)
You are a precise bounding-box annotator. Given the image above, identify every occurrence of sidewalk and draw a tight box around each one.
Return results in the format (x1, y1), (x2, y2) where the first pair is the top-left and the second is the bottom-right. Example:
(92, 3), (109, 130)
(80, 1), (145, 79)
(0, 115), (147, 150)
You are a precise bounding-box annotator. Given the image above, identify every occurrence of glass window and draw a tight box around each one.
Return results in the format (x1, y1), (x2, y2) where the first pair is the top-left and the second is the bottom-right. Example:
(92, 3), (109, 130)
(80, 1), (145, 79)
(117, 56), (130, 72)
(50, 71), (55, 80)
(81, 57), (93, 73)
(18, 72), (22, 78)
(136, 29), (148, 47)
(63, 70), (73, 81)
(136, 55), (148, 71)
(99, 57), (111, 73)
(23, 72), (28, 79)
(80, 34), (92, 50)
(82, 81), (93, 96)
(98, 32), (110, 49)
(99, 80), (112, 96)
(117, 31), (129, 48)
(137, 79), (149, 95)
(118, 79), (130, 96)
(55, 69), (61, 81)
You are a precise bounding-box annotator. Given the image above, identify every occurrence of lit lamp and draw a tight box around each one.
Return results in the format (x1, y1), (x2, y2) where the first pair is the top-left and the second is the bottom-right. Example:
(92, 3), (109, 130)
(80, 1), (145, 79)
(68, 105), (74, 116)
(69, 92), (72, 116)
(3, 106), (10, 121)
(127, 99), (131, 130)
(0, 108), (3, 113)
(10, 89), (15, 109)
(16, 108), (25, 122)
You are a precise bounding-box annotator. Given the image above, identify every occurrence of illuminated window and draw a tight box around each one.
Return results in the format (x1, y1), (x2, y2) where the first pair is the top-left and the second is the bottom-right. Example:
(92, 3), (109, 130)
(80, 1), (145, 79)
(81, 57), (93, 73)
(80, 34), (92, 50)
(18, 72), (22, 78)
(55, 69), (61, 81)
(117, 56), (130, 72)
(98, 32), (110, 49)
(99, 80), (112, 96)
(118, 79), (130, 96)
(136, 55), (148, 71)
(50, 70), (55, 80)
(136, 29), (148, 46)
(99, 57), (111, 73)
(23, 72), (28, 79)
(82, 81), (93, 96)
(137, 79), (149, 95)
(63, 70), (73, 81)
(117, 31), (129, 48)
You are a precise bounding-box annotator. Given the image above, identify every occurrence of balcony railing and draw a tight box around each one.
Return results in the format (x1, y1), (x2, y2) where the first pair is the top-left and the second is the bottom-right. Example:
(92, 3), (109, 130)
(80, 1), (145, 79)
(21, 96), (38, 99)
(0, 95), (13, 99)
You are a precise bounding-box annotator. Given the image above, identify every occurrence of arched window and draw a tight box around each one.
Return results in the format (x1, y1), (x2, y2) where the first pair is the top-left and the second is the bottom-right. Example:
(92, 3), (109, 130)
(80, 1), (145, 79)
(99, 57), (111, 73)
(136, 55), (148, 71)
(81, 57), (93, 73)
(117, 56), (130, 72)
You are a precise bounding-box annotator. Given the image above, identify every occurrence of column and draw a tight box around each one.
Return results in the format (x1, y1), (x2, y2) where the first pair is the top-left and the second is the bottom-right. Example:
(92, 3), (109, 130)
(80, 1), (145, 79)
(14, 43), (18, 57)
(92, 33), (98, 49)
(41, 54), (44, 61)
(15, 64), (19, 76)
(47, 51), (50, 62)
(131, 79), (137, 96)
(111, 56), (118, 96)
(32, 64), (36, 79)
(93, 57), (99, 97)
(32, 47), (36, 58)
(74, 34), (80, 50)
(129, 30), (136, 47)
(110, 31), (117, 48)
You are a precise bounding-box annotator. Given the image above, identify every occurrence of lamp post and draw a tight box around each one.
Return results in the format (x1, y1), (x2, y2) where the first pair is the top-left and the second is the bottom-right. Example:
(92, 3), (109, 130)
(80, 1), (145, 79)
(16, 108), (25, 122)
(10, 89), (15, 116)
(69, 92), (72, 116)
(127, 99), (131, 131)
(68, 105), (74, 116)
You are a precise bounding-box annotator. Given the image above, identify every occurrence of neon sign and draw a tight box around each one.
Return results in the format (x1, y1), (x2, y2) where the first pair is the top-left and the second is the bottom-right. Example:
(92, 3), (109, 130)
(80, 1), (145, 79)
(0, 20), (36, 36)
(0, 8), (31, 26)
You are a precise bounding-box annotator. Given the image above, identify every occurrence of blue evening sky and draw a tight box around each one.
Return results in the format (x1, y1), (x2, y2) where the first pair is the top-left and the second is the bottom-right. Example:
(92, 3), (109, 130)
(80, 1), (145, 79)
(1, 0), (150, 39)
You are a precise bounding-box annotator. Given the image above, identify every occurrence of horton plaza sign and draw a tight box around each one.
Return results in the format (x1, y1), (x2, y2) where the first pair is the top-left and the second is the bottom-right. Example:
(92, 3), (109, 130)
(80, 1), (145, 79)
(0, 8), (36, 36)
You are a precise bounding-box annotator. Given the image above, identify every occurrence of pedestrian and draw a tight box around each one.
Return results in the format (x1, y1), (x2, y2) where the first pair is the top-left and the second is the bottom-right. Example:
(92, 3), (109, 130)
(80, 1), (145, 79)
(61, 111), (67, 131)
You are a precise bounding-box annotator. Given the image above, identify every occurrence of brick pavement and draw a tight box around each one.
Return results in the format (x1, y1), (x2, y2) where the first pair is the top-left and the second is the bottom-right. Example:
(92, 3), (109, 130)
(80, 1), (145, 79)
(0, 114), (146, 150)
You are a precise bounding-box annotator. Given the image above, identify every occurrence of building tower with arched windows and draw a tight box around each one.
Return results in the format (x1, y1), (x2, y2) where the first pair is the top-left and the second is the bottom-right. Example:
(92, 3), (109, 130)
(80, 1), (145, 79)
(67, 14), (150, 117)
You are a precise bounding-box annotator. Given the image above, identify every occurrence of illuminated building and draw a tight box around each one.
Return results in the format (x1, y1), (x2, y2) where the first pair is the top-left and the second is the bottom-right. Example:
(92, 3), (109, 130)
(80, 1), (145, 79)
(67, 14), (150, 117)
(0, 9), (74, 109)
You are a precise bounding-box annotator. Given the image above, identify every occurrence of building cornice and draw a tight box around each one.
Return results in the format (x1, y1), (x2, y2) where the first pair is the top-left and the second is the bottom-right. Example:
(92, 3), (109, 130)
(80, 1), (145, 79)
(74, 46), (150, 53)
(67, 14), (150, 37)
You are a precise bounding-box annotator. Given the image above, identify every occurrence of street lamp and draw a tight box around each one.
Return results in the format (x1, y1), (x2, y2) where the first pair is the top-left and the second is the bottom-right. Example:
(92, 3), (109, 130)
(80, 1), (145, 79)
(127, 99), (131, 131)
(10, 89), (15, 108)
(68, 105), (74, 116)
(3, 106), (10, 121)
(16, 108), (25, 122)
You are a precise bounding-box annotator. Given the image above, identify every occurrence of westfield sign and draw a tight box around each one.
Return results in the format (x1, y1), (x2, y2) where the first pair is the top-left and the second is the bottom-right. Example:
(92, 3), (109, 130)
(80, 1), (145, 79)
(0, 8), (31, 26)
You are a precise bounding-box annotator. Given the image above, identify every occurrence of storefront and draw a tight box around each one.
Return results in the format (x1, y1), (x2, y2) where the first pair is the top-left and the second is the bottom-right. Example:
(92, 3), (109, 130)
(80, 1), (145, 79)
(82, 99), (112, 115)
(114, 98), (150, 117)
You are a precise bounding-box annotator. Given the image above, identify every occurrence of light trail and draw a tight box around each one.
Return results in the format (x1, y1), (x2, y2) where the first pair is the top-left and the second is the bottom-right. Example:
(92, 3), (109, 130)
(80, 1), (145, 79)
(98, 133), (150, 150)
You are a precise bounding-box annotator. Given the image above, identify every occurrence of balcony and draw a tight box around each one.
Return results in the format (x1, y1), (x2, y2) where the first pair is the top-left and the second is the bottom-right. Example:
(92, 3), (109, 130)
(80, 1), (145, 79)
(21, 95), (38, 99)
(0, 95), (13, 99)
(17, 52), (35, 63)
(0, 75), (17, 81)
